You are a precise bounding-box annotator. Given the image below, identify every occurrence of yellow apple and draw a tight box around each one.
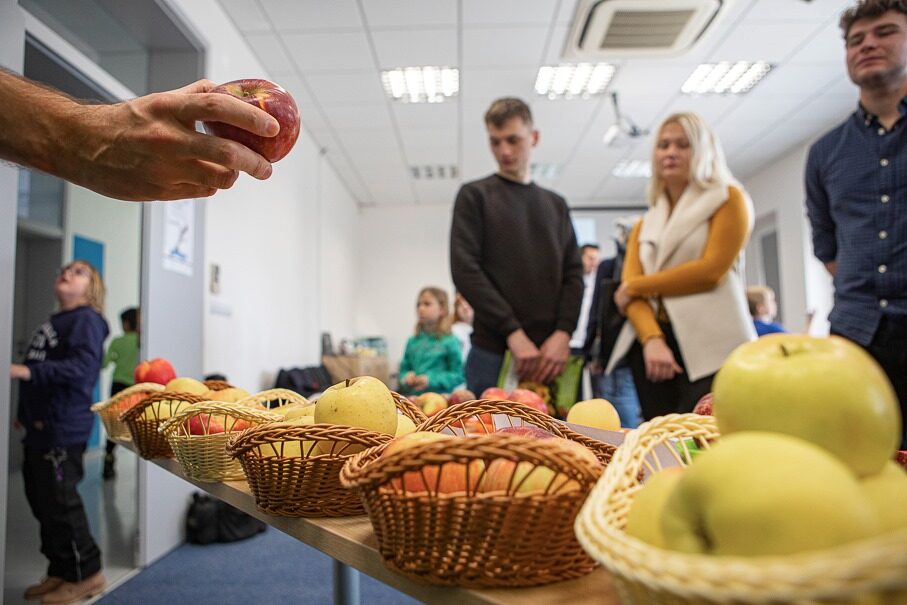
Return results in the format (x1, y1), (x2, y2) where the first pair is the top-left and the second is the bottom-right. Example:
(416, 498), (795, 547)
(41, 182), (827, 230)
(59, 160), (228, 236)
(394, 414), (416, 437)
(713, 335), (901, 478)
(418, 392), (448, 417)
(662, 432), (880, 557)
(567, 398), (622, 431)
(279, 404), (317, 421)
(141, 400), (191, 420)
(625, 468), (684, 548)
(256, 417), (314, 457)
(206, 387), (251, 403)
(164, 377), (208, 395)
(316, 376), (397, 435)
(861, 461), (907, 533)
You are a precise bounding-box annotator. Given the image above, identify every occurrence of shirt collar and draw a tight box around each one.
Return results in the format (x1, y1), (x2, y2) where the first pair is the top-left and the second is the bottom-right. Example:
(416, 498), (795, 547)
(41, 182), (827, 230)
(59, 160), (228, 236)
(857, 96), (907, 127)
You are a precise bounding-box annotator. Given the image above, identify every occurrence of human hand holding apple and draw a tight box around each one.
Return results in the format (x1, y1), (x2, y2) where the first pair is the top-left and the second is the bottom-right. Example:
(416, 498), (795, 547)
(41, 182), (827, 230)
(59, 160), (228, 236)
(203, 79), (300, 162)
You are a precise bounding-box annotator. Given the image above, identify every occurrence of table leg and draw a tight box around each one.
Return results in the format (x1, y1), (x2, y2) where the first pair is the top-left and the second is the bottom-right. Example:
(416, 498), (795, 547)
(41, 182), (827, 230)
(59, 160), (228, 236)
(333, 559), (361, 605)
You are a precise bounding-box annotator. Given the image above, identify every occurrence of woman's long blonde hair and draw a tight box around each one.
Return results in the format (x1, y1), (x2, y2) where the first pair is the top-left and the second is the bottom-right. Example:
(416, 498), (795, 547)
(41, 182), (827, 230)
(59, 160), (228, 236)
(415, 287), (452, 336)
(646, 111), (734, 206)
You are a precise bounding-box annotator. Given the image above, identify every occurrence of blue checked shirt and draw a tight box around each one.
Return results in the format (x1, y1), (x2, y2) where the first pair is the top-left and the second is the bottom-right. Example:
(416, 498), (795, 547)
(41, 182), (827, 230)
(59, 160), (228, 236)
(805, 98), (907, 346)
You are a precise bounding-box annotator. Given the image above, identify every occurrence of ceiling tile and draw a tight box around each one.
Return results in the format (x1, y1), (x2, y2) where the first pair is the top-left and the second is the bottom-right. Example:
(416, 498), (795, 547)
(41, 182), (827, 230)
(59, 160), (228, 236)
(462, 27), (549, 68)
(543, 23), (571, 64)
(557, 0), (580, 24)
(392, 101), (459, 128)
(400, 127), (458, 161)
(788, 21), (848, 65)
(362, 0), (457, 28)
(304, 72), (386, 106)
(462, 0), (557, 26)
(367, 181), (417, 205)
(259, 0), (362, 31)
(610, 60), (698, 100)
(371, 28), (457, 68)
(412, 180), (460, 205)
(243, 33), (296, 75)
(459, 67), (536, 102)
(281, 31), (374, 71)
(708, 21), (820, 64)
(322, 104), (394, 131)
(338, 128), (401, 154)
(595, 176), (648, 201)
(745, 0), (852, 22)
(218, 0), (271, 33)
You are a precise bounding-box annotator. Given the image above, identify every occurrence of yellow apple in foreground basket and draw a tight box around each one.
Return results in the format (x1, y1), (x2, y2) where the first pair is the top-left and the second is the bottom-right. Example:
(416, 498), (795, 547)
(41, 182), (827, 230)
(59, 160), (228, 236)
(256, 417), (314, 457)
(280, 404), (317, 421)
(394, 414), (416, 437)
(625, 468), (684, 548)
(164, 377), (208, 395)
(861, 461), (907, 533)
(713, 335), (901, 478)
(315, 376), (397, 435)
(662, 432), (880, 557)
(566, 399), (621, 431)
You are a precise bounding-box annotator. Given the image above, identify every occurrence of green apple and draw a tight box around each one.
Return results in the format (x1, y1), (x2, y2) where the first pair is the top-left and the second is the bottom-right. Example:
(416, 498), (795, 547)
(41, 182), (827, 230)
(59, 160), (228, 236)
(625, 468), (683, 548)
(662, 432), (880, 557)
(713, 335), (901, 477)
(394, 414), (416, 437)
(861, 461), (907, 533)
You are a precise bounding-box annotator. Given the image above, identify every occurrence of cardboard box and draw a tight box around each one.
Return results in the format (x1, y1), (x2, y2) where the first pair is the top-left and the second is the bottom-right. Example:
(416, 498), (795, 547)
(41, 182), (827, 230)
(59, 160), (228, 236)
(322, 355), (391, 386)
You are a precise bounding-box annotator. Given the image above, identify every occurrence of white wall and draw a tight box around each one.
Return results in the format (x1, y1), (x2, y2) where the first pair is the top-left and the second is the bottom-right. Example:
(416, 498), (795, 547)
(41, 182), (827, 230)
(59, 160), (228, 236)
(741, 142), (834, 335)
(356, 204), (454, 374)
(65, 186), (142, 395)
(164, 0), (359, 390)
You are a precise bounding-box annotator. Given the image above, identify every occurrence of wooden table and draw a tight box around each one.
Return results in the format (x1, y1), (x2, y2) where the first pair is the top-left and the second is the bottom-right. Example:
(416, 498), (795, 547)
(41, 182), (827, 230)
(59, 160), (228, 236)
(123, 442), (622, 605)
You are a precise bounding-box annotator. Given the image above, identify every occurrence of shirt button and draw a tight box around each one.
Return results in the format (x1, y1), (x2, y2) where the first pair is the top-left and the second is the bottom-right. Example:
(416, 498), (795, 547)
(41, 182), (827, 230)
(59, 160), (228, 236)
(881, 158), (889, 166)
(879, 264), (887, 273)
(880, 230), (888, 239)
(878, 127), (886, 135)
(882, 194), (890, 203)
(880, 299), (889, 308)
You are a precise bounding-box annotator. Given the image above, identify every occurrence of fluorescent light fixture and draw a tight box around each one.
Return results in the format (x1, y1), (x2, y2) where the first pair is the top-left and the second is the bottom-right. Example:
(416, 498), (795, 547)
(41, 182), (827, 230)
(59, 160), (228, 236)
(535, 63), (615, 99)
(681, 61), (772, 95)
(612, 159), (652, 179)
(381, 66), (459, 103)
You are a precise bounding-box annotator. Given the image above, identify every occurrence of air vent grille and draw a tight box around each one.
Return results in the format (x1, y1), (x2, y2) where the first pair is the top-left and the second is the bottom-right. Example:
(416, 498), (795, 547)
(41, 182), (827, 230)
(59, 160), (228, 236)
(601, 10), (695, 49)
(410, 165), (459, 180)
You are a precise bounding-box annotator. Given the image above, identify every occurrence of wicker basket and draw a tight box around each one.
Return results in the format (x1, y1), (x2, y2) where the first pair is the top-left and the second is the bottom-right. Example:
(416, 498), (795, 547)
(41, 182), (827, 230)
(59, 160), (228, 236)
(416, 399), (617, 466)
(202, 379), (234, 391)
(91, 382), (165, 441)
(235, 388), (310, 410)
(340, 431), (605, 587)
(224, 391), (425, 517)
(119, 392), (207, 458)
(574, 413), (907, 605)
(159, 402), (282, 482)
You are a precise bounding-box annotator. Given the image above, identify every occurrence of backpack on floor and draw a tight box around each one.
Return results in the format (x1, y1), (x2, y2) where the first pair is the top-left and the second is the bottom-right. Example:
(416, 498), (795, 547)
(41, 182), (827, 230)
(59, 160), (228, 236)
(186, 492), (266, 544)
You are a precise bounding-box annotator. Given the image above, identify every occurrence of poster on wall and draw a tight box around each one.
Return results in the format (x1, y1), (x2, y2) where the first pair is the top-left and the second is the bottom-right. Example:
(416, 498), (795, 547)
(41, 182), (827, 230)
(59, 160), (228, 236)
(162, 200), (194, 276)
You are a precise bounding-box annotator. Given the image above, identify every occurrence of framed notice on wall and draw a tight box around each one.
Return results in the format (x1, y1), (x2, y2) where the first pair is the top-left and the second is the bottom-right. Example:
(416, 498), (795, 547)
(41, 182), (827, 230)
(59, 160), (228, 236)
(162, 200), (194, 276)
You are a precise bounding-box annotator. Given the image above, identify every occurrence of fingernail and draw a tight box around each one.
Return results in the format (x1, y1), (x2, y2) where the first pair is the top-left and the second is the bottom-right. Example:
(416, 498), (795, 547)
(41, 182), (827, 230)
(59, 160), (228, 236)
(262, 164), (273, 179)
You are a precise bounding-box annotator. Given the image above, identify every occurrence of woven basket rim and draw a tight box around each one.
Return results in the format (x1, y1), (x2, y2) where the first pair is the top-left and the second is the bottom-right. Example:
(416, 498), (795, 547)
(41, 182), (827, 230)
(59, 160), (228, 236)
(574, 413), (907, 602)
(159, 401), (282, 436)
(118, 391), (207, 422)
(235, 388), (310, 408)
(226, 421), (393, 459)
(90, 382), (165, 412)
(202, 379), (234, 391)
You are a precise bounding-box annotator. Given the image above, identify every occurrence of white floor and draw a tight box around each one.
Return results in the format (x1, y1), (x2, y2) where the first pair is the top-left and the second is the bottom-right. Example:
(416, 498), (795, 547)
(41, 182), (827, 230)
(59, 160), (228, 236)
(4, 445), (139, 604)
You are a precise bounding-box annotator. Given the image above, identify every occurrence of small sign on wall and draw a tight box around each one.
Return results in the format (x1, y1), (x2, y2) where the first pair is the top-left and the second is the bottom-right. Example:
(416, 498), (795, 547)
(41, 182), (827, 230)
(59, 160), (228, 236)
(163, 200), (194, 276)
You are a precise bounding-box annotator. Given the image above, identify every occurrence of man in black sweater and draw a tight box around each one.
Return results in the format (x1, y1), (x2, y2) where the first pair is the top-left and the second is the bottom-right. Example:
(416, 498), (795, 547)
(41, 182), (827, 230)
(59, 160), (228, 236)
(450, 98), (583, 395)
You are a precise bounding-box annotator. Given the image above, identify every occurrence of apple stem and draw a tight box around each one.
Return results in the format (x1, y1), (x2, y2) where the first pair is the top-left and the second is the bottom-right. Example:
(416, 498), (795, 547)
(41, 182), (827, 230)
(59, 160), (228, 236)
(345, 379), (351, 388)
(779, 343), (790, 357)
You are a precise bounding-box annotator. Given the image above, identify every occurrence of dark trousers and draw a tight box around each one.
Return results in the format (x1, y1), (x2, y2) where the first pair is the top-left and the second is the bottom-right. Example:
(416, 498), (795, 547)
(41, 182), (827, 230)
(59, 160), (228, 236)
(106, 381), (129, 455)
(23, 445), (102, 582)
(465, 345), (504, 396)
(842, 317), (907, 449)
(627, 322), (713, 420)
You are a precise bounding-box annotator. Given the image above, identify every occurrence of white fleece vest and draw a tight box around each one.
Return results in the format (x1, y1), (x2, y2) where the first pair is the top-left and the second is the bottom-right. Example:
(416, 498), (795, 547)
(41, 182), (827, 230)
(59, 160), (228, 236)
(606, 183), (756, 381)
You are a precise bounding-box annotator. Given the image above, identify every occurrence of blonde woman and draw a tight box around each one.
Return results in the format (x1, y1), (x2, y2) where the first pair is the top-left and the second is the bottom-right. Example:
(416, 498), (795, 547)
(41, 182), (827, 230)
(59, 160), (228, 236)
(10, 260), (109, 602)
(606, 112), (756, 419)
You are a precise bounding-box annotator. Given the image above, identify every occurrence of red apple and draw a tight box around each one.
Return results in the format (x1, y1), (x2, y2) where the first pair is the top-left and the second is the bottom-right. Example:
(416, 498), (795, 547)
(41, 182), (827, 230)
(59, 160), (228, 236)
(896, 451), (907, 470)
(134, 358), (176, 386)
(496, 426), (555, 439)
(480, 387), (509, 400)
(693, 393), (713, 416)
(448, 388), (476, 405)
(383, 432), (482, 494)
(508, 388), (549, 415)
(203, 79), (300, 162)
(113, 391), (151, 413)
(229, 418), (251, 432)
(480, 437), (600, 495)
(187, 414), (225, 435)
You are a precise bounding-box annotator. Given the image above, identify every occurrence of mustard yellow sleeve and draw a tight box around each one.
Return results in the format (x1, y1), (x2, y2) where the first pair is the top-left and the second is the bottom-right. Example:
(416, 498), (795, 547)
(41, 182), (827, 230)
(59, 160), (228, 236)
(623, 187), (749, 298)
(622, 221), (664, 344)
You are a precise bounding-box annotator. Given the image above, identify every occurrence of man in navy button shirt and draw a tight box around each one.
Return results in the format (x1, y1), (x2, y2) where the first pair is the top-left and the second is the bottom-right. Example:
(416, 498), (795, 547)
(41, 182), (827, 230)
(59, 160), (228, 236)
(806, 0), (907, 448)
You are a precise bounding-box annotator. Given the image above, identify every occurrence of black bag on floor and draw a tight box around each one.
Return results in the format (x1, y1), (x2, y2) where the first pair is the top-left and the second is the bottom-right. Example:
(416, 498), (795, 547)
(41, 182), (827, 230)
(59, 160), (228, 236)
(274, 365), (333, 397)
(186, 492), (266, 544)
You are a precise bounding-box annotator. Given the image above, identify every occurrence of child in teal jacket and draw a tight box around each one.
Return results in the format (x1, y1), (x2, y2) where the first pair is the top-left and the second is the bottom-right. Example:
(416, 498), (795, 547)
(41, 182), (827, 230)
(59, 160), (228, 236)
(398, 287), (464, 395)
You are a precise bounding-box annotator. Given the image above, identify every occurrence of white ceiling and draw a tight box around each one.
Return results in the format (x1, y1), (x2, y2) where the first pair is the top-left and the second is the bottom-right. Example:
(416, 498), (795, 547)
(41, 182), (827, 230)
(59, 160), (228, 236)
(217, 0), (857, 207)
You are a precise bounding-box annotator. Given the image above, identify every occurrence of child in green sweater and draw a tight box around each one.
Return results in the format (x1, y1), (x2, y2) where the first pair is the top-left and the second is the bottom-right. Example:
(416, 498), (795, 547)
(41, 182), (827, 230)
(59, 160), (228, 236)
(101, 307), (139, 479)
(398, 288), (464, 395)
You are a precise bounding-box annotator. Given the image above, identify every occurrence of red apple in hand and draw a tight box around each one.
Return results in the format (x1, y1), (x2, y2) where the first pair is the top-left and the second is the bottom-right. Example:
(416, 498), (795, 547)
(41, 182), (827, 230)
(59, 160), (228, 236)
(134, 358), (176, 385)
(203, 79), (300, 162)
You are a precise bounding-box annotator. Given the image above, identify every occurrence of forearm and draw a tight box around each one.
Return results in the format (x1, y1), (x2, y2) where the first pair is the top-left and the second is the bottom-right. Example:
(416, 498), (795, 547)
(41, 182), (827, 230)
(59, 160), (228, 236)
(626, 299), (663, 344)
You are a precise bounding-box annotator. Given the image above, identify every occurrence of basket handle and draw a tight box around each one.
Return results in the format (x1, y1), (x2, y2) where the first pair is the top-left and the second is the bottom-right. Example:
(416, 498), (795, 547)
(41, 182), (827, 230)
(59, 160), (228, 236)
(417, 399), (566, 435)
(118, 392), (206, 422)
(91, 382), (165, 412)
(159, 401), (282, 436)
(234, 388), (310, 409)
(392, 391), (427, 424)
